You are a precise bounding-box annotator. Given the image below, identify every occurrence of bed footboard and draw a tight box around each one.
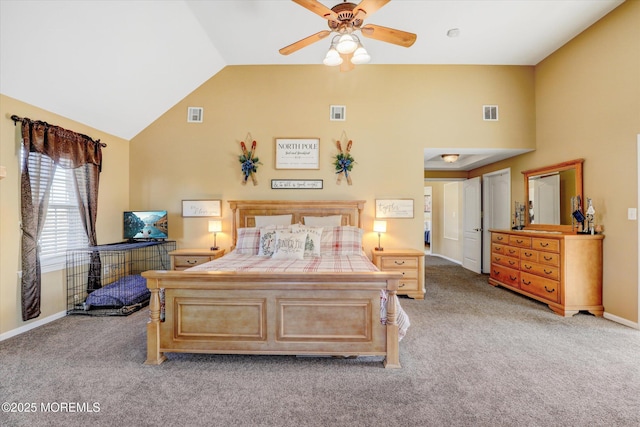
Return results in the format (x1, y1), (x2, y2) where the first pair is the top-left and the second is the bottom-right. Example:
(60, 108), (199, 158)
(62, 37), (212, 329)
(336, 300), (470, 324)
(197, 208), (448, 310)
(142, 271), (402, 368)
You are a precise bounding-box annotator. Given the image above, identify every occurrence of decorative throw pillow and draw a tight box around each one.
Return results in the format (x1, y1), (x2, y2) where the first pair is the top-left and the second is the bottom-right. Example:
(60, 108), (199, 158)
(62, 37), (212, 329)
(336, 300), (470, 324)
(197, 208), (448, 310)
(290, 224), (323, 257)
(271, 231), (307, 260)
(234, 228), (260, 255)
(320, 226), (363, 255)
(258, 228), (278, 256)
(303, 215), (343, 227)
(254, 214), (293, 228)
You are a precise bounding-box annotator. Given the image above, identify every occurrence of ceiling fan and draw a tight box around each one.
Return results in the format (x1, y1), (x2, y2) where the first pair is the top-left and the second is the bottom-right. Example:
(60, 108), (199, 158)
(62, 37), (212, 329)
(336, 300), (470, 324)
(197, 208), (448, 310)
(279, 0), (417, 71)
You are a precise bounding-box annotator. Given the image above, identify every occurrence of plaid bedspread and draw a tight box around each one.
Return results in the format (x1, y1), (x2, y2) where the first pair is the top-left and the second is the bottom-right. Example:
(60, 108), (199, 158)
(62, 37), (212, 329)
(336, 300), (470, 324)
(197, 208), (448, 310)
(187, 251), (410, 340)
(186, 251), (379, 272)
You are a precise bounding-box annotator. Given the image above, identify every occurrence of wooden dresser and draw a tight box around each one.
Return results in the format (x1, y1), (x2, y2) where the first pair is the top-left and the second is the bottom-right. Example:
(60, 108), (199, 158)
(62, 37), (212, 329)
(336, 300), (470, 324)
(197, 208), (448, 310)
(372, 249), (425, 299)
(489, 230), (603, 317)
(169, 248), (225, 270)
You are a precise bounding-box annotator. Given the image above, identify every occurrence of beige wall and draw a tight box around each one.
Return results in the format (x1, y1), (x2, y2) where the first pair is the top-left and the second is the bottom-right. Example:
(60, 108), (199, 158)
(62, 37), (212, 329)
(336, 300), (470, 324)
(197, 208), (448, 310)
(130, 64), (535, 257)
(0, 95), (130, 336)
(472, 1), (640, 323)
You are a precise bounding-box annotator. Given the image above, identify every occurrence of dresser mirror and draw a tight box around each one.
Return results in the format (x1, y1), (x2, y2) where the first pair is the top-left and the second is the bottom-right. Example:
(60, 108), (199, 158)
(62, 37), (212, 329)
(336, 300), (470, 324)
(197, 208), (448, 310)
(522, 159), (583, 232)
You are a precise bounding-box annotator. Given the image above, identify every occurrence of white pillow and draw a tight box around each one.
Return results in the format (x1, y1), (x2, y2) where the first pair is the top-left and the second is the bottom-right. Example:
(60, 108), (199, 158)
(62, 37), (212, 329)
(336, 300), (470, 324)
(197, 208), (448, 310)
(271, 231), (307, 260)
(290, 224), (323, 257)
(303, 215), (343, 227)
(254, 214), (292, 228)
(257, 225), (290, 256)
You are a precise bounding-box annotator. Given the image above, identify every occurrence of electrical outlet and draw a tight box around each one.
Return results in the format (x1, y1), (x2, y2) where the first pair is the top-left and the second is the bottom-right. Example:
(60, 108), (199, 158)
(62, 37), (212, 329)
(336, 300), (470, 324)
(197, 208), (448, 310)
(628, 208), (637, 221)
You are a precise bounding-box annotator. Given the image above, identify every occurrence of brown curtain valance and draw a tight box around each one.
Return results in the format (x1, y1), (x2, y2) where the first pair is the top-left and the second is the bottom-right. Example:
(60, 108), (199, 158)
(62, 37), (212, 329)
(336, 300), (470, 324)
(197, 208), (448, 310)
(13, 116), (104, 171)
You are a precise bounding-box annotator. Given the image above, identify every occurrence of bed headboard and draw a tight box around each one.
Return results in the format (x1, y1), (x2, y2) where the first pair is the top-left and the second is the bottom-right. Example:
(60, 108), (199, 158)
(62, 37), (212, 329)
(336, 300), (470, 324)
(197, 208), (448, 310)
(227, 200), (365, 247)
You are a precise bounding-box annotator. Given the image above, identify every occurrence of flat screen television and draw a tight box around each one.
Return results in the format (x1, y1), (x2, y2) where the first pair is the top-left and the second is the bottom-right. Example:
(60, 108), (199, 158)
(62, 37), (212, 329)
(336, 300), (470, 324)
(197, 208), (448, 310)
(123, 210), (168, 240)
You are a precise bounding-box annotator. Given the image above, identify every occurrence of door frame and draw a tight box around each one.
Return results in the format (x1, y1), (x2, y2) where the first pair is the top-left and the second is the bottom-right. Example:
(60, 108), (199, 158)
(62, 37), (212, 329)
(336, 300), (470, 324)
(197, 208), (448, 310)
(482, 168), (511, 274)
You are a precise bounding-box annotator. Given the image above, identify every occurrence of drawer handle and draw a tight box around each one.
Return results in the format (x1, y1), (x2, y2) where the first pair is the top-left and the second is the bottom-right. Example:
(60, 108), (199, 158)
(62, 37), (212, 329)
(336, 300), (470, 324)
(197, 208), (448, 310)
(497, 236), (504, 241)
(540, 242), (549, 247)
(544, 256), (553, 261)
(516, 239), (524, 244)
(399, 283), (406, 288)
(495, 247), (502, 252)
(508, 260), (516, 266)
(544, 269), (553, 275)
(493, 270), (500, 276)
(186, 260), (198, 265)
(508, 249), (516, 254)
(522, 279), (531, 286)
(524, 265), (532, 270)
(494, 257), (501, 262)
(394, 261), (405, 265)
(544, 286), (555, 293)
(524, 252), (533, 258)
(509, 275), (517, 281)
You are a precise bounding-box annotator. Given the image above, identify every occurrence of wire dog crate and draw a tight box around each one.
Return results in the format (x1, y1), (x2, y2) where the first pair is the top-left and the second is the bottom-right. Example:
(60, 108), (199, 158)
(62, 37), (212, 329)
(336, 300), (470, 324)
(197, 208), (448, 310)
(66, 240), (176, 316)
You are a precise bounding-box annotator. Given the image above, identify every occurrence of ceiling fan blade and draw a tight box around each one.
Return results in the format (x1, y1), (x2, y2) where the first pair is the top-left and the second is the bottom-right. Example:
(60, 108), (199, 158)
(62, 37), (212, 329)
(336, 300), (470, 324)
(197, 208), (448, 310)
(292, 0), (339, 21)
(352, 0), (390, 21)
(340, 52), (355, 72)
(279, 30), (331, 55)
(361, 24), (417, 47)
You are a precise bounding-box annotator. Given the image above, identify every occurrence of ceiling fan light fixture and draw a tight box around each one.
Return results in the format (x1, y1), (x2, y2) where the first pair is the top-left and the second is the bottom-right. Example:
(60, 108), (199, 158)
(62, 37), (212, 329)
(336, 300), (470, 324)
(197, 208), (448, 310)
(351, 44), (371, 64)
(441, 154), (460, 163)
(336, 33), (358, 54)
(323, 47), (343, 66)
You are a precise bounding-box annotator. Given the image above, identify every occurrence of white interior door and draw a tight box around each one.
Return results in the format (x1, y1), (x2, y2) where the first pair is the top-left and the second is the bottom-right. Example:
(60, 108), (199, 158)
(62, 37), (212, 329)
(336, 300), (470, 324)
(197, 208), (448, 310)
(463, 177), (482, 273)
(482, 169), (511, 273)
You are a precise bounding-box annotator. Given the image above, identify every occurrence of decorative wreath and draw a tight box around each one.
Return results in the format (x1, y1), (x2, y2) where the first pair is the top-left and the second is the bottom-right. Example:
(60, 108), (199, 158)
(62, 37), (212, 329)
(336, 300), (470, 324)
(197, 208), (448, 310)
(334, 140), (355, 185)
(239, 140), (261, 185)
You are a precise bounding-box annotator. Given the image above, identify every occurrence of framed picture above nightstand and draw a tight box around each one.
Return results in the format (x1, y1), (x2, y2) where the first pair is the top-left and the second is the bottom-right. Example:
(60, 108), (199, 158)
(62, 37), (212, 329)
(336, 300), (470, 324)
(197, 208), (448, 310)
(169, 248), (225, 270)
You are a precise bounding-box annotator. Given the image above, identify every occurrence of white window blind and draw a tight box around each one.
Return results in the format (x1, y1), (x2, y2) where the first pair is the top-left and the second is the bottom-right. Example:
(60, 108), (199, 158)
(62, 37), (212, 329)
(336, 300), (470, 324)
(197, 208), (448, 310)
(24, 151), (89, 271)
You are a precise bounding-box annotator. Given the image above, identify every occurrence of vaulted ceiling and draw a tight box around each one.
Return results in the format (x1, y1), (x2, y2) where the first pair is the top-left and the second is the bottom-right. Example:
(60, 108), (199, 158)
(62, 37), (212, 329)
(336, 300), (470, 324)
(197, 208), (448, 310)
(1, 0), (623, 148)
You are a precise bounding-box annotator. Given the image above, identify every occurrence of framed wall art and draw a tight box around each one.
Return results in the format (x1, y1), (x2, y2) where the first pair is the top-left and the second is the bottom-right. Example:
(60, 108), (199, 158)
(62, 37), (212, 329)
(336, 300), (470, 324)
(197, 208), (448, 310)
(271, 179), (323, 189)
(182, 199), (221, 217)
(375, 199), (414, 219)
(275, 138), (320, 169)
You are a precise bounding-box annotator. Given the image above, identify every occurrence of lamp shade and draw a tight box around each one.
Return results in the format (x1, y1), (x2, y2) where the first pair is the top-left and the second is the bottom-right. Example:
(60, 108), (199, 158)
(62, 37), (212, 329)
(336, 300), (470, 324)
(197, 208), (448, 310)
(336, 33), (357, 54)
(373, 220), (387, 233)
(323, 47), (343, 66)
(208, 220), (222, 233)
(351, 45), (371, 64)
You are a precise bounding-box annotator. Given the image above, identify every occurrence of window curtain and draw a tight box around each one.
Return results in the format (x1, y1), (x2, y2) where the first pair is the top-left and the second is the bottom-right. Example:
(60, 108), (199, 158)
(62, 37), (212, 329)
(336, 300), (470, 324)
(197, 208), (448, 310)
(20, 118), (103, 320)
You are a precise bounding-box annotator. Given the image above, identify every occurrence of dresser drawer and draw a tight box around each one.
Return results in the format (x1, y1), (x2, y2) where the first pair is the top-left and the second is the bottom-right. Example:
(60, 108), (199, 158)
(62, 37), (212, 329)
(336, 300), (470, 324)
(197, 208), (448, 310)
(398, 279), (419, 292)
(520, 249), (538, 262)
(492, 254), (520, 269)
(494, 243), (520, 258)
(490, 264), (520, 288)
(520, 260), (559, 280)
(520, 272), (560, 303)
(532, 238), (560, 253)
(174, 255), (212, 269)
(380, 257), (419, 270)
(492, 233), (510, 244)
(509, 235), (531, 248)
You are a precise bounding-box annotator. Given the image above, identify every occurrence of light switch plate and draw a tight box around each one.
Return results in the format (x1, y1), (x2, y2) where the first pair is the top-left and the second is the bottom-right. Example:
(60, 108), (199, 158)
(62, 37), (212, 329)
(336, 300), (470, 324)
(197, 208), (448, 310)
(628, 208), (637, 220)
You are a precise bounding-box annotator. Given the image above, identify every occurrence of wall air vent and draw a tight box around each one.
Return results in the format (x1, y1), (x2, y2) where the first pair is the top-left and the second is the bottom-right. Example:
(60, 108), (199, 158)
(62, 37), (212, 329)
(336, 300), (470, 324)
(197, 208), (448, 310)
(187, 107), (203, 123)
(483, 105), (498, 121)
(330, 105), (346, 121)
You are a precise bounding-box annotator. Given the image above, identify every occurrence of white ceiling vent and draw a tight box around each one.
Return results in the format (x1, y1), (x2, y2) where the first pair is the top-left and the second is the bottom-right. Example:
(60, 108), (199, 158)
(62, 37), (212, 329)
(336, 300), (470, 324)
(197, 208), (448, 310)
(330, 105), (346, 121)
(483, 105), (498, 121)
(187, 107), (203, 123)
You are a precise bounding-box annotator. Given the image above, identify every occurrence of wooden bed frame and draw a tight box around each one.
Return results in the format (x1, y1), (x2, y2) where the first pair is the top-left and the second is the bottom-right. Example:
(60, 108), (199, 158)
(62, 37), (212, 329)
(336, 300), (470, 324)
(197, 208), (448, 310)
(142, 200), (403, 368)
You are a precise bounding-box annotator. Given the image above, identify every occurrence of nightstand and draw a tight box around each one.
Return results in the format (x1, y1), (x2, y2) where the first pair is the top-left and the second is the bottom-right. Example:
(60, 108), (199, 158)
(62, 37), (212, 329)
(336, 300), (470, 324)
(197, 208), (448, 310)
(372, 249), (425, 299)
(169, 248), (225, 270)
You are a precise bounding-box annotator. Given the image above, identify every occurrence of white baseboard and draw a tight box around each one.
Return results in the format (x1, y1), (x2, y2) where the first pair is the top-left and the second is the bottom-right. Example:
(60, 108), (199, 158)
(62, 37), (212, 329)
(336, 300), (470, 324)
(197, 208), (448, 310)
(428, 253), (462, 265)
(604, 312), (639, 330)
(0, 311), (67, 342)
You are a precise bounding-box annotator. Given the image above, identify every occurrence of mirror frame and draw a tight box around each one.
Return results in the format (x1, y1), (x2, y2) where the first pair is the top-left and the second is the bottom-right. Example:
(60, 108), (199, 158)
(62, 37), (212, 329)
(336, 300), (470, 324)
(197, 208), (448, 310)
(522, 158), (584, 232)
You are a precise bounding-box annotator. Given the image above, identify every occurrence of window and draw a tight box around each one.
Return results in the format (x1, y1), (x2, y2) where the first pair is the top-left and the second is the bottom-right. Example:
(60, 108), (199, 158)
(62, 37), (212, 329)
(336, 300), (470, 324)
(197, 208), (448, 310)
(23, 151), (88, 272)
